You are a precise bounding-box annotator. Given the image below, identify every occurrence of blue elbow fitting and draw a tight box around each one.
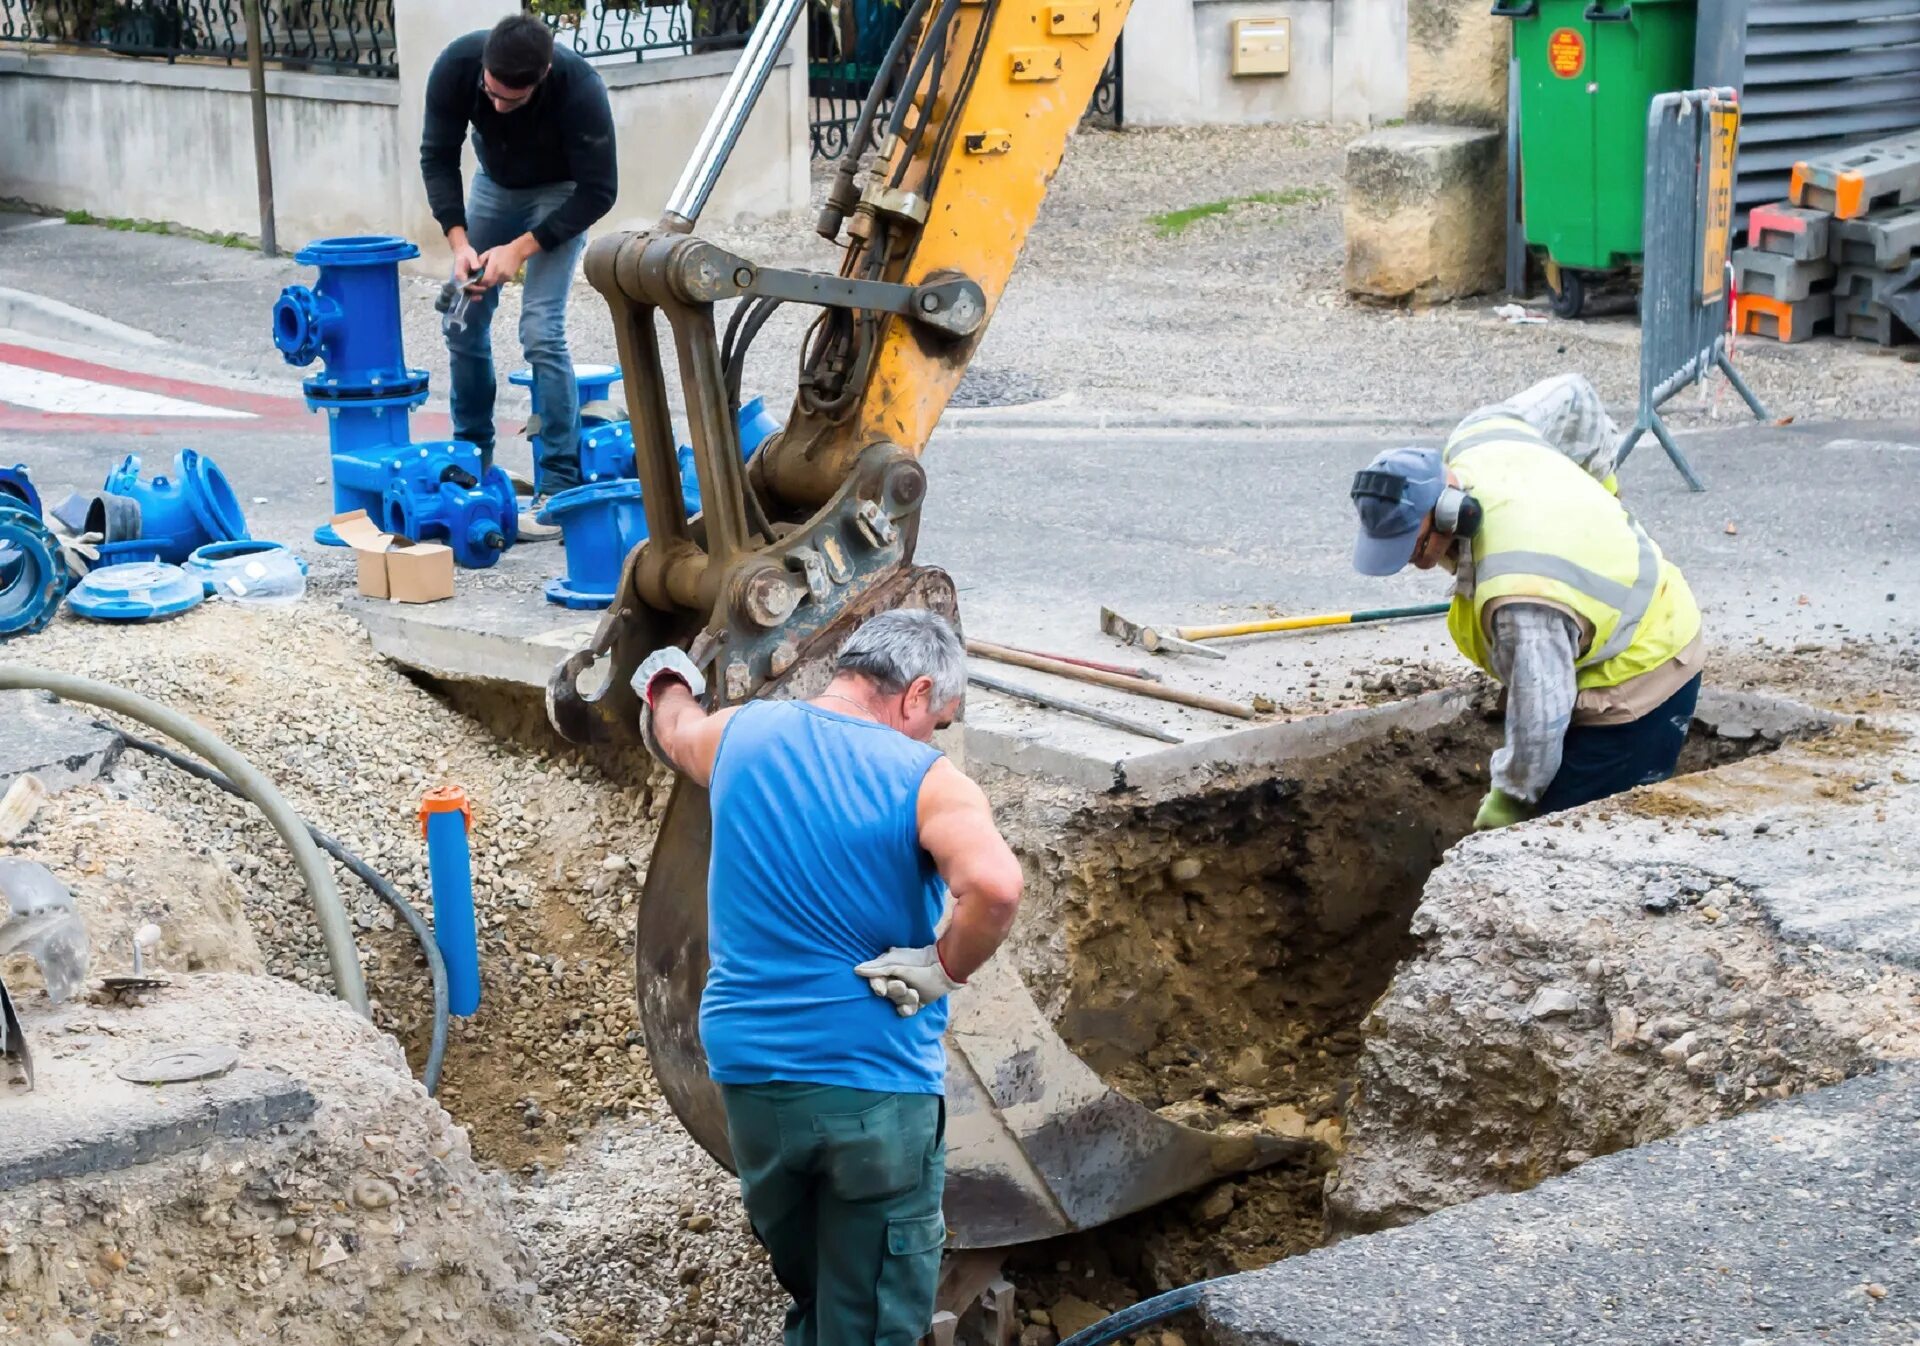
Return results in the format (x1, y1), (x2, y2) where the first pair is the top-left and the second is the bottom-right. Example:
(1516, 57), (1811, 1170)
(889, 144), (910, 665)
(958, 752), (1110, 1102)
(0, 464), (44, 519)
(99, 449), (250, 566)
(420, 786), (479, 1017)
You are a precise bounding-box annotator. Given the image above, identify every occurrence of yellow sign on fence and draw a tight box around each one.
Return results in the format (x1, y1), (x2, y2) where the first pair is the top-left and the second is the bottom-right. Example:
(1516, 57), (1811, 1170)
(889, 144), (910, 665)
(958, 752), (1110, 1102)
(1698, 100), (1740, 304)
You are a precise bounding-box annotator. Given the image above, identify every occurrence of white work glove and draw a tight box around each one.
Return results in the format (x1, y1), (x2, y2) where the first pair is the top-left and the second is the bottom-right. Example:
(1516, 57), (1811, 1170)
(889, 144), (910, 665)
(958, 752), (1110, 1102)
(633, 647), (707, 771)
(853, 945), (965, 1018)
(632, 646), (707, 707)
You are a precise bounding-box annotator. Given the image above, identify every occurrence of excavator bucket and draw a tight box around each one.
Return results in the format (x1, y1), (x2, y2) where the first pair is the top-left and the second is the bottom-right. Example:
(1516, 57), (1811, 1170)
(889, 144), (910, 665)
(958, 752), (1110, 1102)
(632, 568), (1306, 1249)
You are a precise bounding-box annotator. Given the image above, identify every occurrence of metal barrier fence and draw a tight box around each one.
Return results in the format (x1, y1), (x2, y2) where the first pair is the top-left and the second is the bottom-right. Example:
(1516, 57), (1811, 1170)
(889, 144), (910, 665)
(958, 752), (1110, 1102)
(0, 0), (395, 75)
(537, 0), (756, 63)
(1616, 87), (1767, 492)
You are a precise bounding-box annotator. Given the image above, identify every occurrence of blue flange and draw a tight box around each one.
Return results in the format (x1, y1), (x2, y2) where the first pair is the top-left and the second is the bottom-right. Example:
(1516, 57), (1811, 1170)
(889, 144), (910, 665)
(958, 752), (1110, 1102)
(0, 497), (71, 638)
(101, 449), (250, 565)
(0, 465), (42, 519)
(184, 540), (309, 597)
(69, 561), (204, 623)
(537, 479), (648, 609)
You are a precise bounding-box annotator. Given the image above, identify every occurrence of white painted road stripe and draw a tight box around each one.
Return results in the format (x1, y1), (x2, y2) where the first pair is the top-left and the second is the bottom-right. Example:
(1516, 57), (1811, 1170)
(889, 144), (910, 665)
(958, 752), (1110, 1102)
(0, 362), (255, 419)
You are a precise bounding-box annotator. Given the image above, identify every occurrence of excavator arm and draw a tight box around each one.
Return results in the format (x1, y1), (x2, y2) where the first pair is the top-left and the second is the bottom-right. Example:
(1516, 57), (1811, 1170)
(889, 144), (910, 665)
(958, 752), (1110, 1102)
(540, 0), (1298, 1259)
(545, 0), (1132, 741)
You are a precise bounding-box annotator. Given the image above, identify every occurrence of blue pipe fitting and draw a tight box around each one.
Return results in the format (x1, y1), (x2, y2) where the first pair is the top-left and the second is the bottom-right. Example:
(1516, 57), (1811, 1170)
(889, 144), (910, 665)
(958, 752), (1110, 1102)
(419, 787), (479, 1017)
(0, 497), (71, 637)
(537, 402), (777, 610)
(0, 465), (42, 519)
(280, 236), (516, 565)
(274, 235), (429, 402)
(537, 480), (648, 609)
(69, 560), (204, 623)
(374, 446), (519, 569)
(100, 449), (250, 566)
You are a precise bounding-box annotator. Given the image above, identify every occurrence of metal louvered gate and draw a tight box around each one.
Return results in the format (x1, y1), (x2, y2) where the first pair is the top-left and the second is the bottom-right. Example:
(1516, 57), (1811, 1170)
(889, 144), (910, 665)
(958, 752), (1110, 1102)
(1700, 0), (1920, 220)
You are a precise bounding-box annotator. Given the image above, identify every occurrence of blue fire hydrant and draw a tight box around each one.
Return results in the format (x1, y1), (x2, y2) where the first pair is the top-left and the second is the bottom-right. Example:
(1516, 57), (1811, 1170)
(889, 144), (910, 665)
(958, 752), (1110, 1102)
(273, 236), (518, 569)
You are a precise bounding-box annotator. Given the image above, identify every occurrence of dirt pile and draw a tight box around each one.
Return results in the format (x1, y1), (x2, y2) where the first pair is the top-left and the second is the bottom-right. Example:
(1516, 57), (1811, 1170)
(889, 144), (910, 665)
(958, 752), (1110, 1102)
(0, 973), (547, 1345)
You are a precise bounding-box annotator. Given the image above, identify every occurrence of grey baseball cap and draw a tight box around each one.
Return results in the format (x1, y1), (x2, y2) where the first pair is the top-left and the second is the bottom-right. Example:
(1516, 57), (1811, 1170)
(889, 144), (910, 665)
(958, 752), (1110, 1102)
(1350, 446), (1445, 576)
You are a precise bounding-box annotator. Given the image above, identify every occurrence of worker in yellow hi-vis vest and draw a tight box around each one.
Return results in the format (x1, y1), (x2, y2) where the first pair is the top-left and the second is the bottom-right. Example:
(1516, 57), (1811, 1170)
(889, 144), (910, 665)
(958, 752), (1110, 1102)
(1347, 385), (1705, 832)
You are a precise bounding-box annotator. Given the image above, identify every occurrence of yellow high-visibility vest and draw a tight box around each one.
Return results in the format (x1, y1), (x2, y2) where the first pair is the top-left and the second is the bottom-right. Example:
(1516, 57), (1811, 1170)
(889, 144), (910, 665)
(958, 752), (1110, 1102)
(1442, 415), (1700, 689)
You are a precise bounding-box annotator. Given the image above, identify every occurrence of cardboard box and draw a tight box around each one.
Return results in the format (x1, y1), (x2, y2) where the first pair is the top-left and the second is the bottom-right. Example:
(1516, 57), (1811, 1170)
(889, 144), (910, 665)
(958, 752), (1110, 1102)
(330, 511), (455, 603)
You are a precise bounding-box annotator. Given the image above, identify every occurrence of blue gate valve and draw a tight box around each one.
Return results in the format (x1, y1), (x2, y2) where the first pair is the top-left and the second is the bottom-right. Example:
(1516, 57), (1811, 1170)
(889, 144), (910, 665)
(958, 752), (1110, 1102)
(274, 235), (517, 568)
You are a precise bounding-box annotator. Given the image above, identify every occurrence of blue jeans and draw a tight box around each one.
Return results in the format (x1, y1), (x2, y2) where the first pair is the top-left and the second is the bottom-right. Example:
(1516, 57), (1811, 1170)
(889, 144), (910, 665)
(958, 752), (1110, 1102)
(1536, 673), (1702, 815)
(445, 171), (589, 493)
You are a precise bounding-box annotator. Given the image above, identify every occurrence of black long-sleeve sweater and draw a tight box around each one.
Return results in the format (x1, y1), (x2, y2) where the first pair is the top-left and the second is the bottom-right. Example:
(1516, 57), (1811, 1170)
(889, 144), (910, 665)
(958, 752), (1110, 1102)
(419, 32), (618, 253)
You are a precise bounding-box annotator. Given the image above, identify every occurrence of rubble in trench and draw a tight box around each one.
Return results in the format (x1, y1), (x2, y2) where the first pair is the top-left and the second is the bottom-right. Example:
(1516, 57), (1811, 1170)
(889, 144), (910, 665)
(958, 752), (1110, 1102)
(6, 599), (1912, 1346)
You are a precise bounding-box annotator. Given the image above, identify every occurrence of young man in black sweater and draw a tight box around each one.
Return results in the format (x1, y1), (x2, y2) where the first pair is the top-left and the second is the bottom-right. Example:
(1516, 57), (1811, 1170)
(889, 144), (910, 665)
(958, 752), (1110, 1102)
(420, 14), (617, 506)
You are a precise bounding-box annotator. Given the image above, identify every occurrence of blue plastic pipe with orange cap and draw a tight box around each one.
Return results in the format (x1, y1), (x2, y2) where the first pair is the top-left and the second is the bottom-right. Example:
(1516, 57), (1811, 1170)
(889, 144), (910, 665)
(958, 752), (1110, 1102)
(420, 786), (480, 1017)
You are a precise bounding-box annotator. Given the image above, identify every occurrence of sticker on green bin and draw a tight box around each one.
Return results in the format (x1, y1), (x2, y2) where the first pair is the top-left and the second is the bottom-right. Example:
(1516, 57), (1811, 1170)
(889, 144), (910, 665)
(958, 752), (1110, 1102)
(1548, 28), (1584, 78)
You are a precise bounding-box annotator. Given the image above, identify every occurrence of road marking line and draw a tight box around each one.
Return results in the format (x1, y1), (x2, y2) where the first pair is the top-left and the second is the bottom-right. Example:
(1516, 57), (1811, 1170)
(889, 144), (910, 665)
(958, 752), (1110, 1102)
(0, 362), (254, 419)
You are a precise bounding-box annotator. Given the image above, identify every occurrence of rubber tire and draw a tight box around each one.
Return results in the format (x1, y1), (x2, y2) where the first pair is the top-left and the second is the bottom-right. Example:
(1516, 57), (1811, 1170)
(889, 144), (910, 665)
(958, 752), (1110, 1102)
(1550, 270), (1587, 320)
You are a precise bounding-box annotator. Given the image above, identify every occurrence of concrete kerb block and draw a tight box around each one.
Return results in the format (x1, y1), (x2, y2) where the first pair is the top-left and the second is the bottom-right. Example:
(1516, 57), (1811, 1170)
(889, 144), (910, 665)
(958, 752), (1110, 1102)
(1343, 124), (1505, 304)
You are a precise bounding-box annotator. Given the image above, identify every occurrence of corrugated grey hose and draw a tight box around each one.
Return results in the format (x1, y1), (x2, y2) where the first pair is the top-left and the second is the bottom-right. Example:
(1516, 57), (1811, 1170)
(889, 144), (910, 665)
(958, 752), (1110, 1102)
(0, 666), (369, 1015)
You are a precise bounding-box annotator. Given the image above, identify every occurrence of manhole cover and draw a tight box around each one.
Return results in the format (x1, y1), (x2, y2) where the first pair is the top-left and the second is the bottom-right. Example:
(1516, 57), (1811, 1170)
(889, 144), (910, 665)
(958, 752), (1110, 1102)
(115, 1043), (239, 1085)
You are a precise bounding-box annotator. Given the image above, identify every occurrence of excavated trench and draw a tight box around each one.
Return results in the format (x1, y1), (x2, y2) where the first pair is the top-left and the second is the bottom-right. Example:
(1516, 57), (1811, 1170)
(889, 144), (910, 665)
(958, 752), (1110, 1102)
(422, 676), (1796, 1344)
(976, 689), (1793, 1337)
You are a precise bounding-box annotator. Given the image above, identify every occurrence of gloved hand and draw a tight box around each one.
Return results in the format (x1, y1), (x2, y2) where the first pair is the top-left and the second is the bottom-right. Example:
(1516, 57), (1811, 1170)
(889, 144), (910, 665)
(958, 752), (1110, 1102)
(633, 647), (707, 772)
(853, 945), (965, 1018)
(1473, 788), (1533, 831)
(632, 646), (707, 707)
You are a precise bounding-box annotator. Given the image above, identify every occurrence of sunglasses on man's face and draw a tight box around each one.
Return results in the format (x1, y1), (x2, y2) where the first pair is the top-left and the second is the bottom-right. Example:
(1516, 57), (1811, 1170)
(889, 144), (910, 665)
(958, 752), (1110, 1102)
(480, 71), (542, 109)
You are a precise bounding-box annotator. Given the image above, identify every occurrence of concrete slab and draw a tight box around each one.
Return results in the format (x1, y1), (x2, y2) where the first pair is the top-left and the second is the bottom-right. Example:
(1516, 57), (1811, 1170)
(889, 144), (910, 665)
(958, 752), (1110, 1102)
(0, 690), (122, 793)
(1205, 1064), (1920, 1345)
(1, 1062), (315, 1191)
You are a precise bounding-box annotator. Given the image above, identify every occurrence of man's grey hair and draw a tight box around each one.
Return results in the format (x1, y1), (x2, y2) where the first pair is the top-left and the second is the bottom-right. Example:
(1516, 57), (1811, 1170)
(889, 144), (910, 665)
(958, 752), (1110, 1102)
(835, 609), (966, 707)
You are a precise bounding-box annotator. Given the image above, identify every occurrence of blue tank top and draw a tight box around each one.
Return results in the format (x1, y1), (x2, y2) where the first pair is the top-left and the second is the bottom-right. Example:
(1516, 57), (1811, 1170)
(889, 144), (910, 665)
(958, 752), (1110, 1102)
(699, 700), (950, 1095)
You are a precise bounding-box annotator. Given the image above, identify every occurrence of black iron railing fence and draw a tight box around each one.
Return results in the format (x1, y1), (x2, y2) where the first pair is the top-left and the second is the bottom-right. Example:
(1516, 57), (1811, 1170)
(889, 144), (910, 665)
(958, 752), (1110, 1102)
(807, 10), (1121, 161)
(0, 0), (396, 75)
(532, 0), (757, 63)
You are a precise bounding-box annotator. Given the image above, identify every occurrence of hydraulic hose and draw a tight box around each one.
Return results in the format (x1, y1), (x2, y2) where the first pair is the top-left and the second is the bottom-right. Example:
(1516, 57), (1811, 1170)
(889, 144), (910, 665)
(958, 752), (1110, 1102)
(116, 730), (448, 1096)
(1057, 1279), (1220, 1346)
(0, 666), (369, 1015)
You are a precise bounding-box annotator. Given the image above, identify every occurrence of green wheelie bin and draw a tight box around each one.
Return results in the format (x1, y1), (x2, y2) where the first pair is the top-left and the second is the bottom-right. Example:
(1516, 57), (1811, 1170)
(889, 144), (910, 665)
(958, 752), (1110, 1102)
(1497, 0), (1696, 317)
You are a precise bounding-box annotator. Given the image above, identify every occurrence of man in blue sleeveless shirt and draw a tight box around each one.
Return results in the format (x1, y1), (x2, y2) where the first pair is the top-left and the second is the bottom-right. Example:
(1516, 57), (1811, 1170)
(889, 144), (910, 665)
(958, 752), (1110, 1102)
(636, 610), (1025, 1345)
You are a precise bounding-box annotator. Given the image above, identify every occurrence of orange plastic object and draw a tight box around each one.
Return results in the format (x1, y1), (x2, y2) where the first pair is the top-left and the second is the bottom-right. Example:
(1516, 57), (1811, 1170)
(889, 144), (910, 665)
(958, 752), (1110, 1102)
(419, 784), (472, 836)
(1736, 293), (1824, 343)
(1833, 171), (1867, 219)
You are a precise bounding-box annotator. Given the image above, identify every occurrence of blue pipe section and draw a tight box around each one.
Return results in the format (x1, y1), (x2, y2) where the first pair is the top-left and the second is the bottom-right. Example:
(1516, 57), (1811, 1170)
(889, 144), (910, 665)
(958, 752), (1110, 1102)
(99, 449), (250, 566)
(0, 497), (71, 638)
(275, 236), (516, 569)
(420, 789), (480, 1017)
(538, 396), (783, 610)
(1056, 1281), (1215, 1346)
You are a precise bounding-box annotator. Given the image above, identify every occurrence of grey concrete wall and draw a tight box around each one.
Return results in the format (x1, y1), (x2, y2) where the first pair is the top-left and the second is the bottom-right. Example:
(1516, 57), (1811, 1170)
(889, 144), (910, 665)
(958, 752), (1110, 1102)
(0, 35), (808, 266)
(1123, 0), (1406, 126)
(0, 51), (403, 241)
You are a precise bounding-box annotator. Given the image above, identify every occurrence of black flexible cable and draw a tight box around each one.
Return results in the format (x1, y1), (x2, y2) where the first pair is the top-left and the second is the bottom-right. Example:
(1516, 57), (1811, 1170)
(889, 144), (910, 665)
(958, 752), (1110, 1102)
(114, 729), (450, 1096)
(1056, 1280), (1217, 1346)
(837, 0), (929, 174)
(880, 0), (962, 145)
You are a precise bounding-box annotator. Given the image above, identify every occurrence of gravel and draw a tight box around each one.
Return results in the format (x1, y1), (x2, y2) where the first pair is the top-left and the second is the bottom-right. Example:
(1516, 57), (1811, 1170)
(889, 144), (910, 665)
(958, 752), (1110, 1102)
(7, 598), (770, 1345)
(388, 122), (1919, 440)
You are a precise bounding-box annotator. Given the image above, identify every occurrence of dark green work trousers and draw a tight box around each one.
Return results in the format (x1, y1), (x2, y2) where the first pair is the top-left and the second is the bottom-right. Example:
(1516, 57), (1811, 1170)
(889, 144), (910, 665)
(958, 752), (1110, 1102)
(721, 1082), (947, 1346)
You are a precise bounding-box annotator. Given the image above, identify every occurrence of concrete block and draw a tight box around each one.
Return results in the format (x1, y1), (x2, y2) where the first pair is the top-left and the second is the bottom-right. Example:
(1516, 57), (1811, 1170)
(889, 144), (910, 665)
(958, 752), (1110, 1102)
(1406, 0), (1509, 128)
(0, 1065), (315, 1190)
(1747, 201), (1830, 261)
(1344, 125), (1505, 304)
(1735, 291), (1832, 343)
(0, 690), (121, 794)
(1830, 203), (1920, 268)
(1205, 1066), (1920, 1345)
(1731, 247), (1835, 302)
